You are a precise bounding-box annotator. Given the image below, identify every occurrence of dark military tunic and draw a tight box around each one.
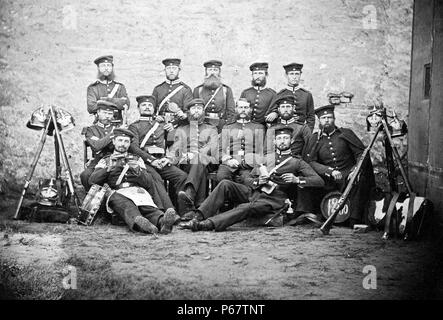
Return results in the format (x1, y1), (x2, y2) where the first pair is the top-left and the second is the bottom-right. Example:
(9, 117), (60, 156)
(152, 79), (193, 126)
(240, 86), (276, 125)
(196, 152), (324, 231)
(80, 122), (115, 190)
(128, 117), (166, 163)
(193, 84), (235, 130)
(86, 79), (130, 122)
(266, 118), (312, 157)
(217, 120), (265, 182)
(298, 126), (376, 223)
(266, 85), (315, 130)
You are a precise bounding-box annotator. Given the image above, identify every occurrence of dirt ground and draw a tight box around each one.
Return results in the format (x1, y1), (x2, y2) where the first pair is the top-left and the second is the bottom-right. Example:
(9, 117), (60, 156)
(1, 196), (442, 300)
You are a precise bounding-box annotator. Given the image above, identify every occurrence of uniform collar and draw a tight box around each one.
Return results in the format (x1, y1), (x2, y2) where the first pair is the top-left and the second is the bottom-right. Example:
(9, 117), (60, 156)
(140, 116), (155, 122)
(112, 151), (128, 157)
(287, 84), (300, 92)
(165, 79), (181, 85)
(236, 119), (251, 124)
(276, 149), (292, 156)
(97, 79), (114, 85)
(253, 85), (267, 91)
(280, 118), (296, 125)
(97, 122), (112, 129)
(322, 127), (338, 137)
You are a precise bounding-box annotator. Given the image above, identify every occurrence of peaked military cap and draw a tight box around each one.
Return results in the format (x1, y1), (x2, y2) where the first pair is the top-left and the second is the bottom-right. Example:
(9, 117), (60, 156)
(136, 95), (156, 106)
(314, 105), (335, 117)
(273, 125), (294, 136)
(96, 100), (118, 111)
(283, 62), (303, 72)
(236, 98), (250, 107)
(94, 55), (114, 65)
(112, 128), (134, 139)
(186, 98), (205, 109)
(275, 94), (296, 106)
(249, 62), (269, 71)
(203, 60), (222, 68)
(162, 58), (181, 66)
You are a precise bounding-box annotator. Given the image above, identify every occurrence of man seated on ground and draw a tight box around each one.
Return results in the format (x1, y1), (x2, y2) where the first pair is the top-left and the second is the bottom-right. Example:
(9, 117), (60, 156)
(128, 95), (188, 204)
(88, 128), (180, 234)
(167, 98), (219, 216)
(80, 100), (119, 191)
(217, 98), (265, 183)
(179, 126), (324, 232)
(297, 105), (376, 227)
(266, 94), (312, 157)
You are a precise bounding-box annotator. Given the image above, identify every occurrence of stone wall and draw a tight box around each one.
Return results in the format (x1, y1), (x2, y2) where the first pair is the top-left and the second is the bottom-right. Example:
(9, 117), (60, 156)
(0, 0), (413, 193)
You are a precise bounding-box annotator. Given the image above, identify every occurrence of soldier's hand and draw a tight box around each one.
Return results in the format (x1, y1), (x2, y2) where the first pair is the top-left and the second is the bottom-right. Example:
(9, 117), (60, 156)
(176, 110), (186, 119)
(282, 173), (300, 184)
(151, 159), (162, 170)
(265, 112), (278, 123)
(332, 170), (343, 180)
(159, 157), (171, 167)
(164, 123), (174, 132)
(226, 159), (239, 168)
(156, 115), (165, 123)
(258, 174), (269, 185)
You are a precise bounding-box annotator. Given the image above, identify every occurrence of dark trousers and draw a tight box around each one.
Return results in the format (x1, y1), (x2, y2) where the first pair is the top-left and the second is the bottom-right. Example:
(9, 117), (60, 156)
(144, 165), (175, 210)
(108, 192), (163, 231)
(157, 164), (187, 193)
(216, 164), (252, 184)
(180, 163), (208, 207)
(296, 177), (370, 223)
(198, 180), (274, 231)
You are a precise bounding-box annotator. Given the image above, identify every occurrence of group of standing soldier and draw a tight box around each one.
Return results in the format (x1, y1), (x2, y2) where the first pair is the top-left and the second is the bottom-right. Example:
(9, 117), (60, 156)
(80, 55), (375, 235)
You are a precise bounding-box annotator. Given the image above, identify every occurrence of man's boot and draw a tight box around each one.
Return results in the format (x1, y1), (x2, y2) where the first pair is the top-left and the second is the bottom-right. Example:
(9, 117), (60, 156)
(159, 208), (181, 234)
(181, 210), (204, 222)
(177, 185), (196, 215)
(133, 216), (159, 234)
(179, 218), (214, 232)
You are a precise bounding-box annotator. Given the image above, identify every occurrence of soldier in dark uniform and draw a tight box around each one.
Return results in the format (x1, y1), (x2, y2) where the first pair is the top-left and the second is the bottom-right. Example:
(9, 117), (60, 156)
(193, 60), (235, 132)
(152, 58), (193, 142)
(217, 98), (265, 183)
(167, 98), (219, 215)
(80, 100), (118, 191)
(297, 105), (376, 226)
(89, 128), (180, 234)
(239, 62), (276, 125)
(179, 126), (324, 231)
(265, 62), (315, 131)
(266, 95), (312, 157)
(86, 55), (130, 125)
(128, 95), (188, 200)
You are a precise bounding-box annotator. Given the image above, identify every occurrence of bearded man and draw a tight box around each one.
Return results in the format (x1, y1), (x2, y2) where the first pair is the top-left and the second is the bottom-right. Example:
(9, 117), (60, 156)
(217, 98), (265, 183)
(239, 62), (276, 125)
(167, 98), (219, 216)
(86, 55), (130, 125)
(297, 105), (376, 227)
(266, 95), (312, 157)
(193, 60), (235, 132)
(152, 58), (193, 136)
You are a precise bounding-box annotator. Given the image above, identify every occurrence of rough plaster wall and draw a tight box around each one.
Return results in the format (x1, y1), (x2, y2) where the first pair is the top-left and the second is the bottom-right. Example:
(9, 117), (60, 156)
(0, 0), (413, 193)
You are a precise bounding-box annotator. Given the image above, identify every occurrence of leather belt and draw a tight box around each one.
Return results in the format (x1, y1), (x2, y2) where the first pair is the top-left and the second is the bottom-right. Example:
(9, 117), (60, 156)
(116, 182), (136, 189)
(206, 112), (220, 119)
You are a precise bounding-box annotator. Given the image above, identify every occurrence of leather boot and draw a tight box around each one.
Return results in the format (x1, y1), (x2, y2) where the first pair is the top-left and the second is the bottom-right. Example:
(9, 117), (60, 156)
(159, 208), (181, 234)
(133, 216), (158, 234)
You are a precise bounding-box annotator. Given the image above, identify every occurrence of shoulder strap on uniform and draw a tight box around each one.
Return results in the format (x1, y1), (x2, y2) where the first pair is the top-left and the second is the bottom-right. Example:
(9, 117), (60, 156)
(108, 83), (120, 98)
(157, 85), (184, 115)
(140, 122), (160, 148)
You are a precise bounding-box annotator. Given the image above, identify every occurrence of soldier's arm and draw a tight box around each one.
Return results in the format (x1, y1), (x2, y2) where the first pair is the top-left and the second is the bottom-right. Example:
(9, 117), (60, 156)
(296, 159), (325, 188)
(87, 86), (98, 114)
(85, 127), (113, 154)
(300, 125), (313, 155)
(88, 159), (110, 186)
(128, 125), (156, 164)
(225, 87), (236, 123)
(220, 126), (231, 163)
(182, 87), (194, 113)
(244, 166), (261, 190)
(152, 86), (160, 110)
(264, 95), (278, 117)
(106, 85), (129, 110)
(306, 93), (315, 131)
(192, 86), (200, 98)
